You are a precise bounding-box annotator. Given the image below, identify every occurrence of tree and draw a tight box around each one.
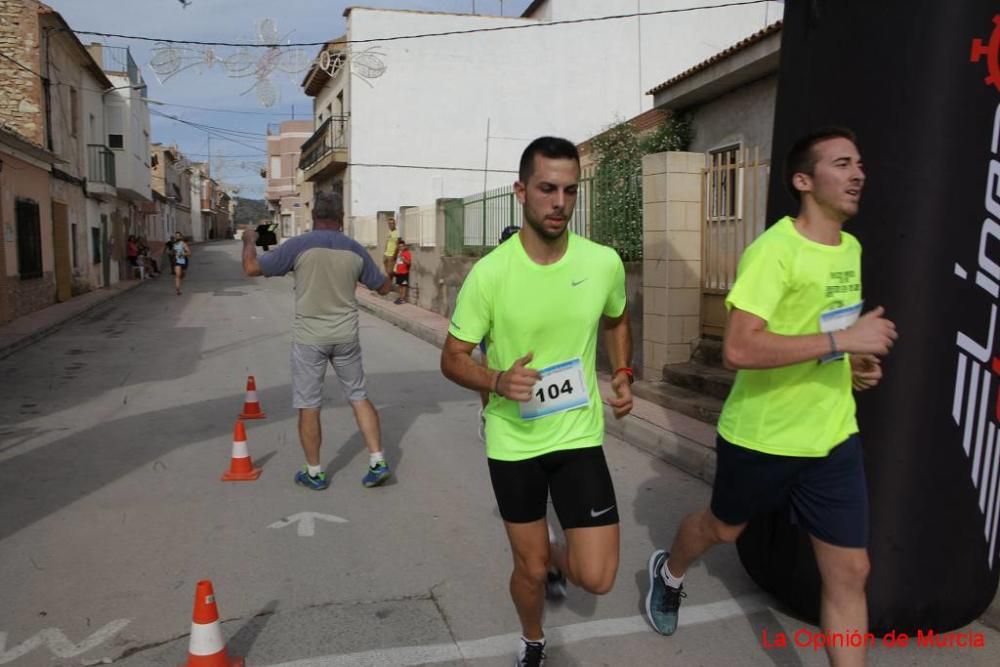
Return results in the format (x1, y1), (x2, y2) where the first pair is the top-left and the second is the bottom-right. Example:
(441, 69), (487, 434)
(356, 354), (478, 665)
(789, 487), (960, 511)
(233, 198), (268, 228)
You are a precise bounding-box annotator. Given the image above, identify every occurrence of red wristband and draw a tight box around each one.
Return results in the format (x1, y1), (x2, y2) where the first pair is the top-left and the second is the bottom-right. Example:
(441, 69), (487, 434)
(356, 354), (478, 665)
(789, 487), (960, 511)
(614, 367), (634, 384)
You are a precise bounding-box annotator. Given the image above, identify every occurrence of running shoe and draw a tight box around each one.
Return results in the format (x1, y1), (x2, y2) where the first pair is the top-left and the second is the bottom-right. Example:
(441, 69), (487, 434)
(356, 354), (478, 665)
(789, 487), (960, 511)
(645, 549), (686, 635)
(294, 468), (329, 491)
(545, 568), (567, 600)
(394, 298), (405, 305)
(362, 460), (392, 487)
(514, 638), (546, 667)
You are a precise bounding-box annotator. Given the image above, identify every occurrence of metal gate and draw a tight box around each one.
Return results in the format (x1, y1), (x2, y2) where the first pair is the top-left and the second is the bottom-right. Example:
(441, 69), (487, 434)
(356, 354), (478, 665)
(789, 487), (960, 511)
(701, 146), (770, 336)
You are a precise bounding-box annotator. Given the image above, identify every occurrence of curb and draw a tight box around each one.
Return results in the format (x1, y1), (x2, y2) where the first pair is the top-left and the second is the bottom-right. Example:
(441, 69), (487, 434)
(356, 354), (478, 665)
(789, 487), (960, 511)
(0, 281), (145, 360)
(358, 295), (716, 484)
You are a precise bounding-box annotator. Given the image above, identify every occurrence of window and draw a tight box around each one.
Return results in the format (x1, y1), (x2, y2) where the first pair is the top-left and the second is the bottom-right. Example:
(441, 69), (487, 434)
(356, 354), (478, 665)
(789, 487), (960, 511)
(708, 144), (742, 220)
(70, 88), (79, 138)
(15, 199), (43, 279)
(270, 156), (282, 179)
(71, 222), (78, 268)
(91, 226), (102, 264)
(151, 153), (158, 168)
(108, 134), (124, 149)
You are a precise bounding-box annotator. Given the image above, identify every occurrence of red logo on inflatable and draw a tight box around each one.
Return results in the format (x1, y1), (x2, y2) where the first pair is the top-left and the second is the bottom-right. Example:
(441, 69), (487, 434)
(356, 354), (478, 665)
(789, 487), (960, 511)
(971, 15), (1000, 92)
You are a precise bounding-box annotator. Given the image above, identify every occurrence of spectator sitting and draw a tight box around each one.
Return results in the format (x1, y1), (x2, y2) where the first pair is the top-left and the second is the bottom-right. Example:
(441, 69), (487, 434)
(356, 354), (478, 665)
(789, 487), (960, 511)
(126, 235), (141, 278)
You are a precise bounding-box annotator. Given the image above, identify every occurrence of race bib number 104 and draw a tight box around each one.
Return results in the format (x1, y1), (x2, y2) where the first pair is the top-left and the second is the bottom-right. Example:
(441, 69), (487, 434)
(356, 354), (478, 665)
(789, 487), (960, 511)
(519, 358), (590, 420)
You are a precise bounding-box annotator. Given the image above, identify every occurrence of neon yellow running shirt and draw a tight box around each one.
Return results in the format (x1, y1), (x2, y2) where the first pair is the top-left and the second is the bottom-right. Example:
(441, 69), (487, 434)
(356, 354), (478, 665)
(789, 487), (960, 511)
(718, 216), (861, 457)
(449, 233), (627, 461)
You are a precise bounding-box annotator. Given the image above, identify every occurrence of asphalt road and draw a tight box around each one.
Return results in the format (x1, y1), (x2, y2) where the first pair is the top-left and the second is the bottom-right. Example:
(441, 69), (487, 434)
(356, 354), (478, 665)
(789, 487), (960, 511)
(0, 241), (997, 666)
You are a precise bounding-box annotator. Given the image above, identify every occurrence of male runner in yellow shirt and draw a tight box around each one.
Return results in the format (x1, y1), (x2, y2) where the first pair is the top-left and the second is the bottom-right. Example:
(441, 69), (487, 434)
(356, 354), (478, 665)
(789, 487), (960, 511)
(442, 137), (634, 667)
(645, 128), (898, 667)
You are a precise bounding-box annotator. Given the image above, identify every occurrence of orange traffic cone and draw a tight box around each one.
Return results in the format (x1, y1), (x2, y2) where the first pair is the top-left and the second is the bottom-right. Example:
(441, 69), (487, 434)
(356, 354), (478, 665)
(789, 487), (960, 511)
(238, 375), (266, 419)
(222, 420), (262, 481)
(181, 580), (244, 667)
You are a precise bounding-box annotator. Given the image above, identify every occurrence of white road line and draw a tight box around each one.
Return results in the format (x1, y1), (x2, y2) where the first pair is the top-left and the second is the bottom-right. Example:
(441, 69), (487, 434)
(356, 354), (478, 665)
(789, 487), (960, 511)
(0, 619), (130, 664)
(267, 594), (771, 667)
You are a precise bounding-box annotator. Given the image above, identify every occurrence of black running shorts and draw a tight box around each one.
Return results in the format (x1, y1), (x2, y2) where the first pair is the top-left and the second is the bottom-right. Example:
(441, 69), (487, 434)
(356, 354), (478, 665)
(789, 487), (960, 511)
(710, 434), (869, 548)
(487, 446), (619, 529)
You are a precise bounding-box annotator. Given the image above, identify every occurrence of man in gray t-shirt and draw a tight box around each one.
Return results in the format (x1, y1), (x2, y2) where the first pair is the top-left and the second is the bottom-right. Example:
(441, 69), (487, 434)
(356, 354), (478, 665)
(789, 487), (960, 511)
(242, 191), (395, 490)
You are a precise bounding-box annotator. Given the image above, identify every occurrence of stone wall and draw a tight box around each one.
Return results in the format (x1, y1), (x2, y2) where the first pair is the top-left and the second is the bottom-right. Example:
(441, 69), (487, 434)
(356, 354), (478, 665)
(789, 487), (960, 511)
(0, 0), (44, 146)
(7, 271), (54, 318)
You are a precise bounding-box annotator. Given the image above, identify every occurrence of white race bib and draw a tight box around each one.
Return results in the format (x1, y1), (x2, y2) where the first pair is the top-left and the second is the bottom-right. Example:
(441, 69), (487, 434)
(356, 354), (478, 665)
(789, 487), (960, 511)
(819, 301), (862, 363)
(519, 358), (589, 420)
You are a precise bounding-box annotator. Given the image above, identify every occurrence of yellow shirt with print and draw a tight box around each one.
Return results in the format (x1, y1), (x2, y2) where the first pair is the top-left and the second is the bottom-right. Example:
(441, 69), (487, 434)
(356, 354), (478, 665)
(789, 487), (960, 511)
(717, 216), (861, 457)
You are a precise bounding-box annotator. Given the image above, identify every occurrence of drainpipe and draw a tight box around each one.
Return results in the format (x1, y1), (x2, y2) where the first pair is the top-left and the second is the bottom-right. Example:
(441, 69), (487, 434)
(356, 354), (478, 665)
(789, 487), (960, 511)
(42, 27), (54, 151)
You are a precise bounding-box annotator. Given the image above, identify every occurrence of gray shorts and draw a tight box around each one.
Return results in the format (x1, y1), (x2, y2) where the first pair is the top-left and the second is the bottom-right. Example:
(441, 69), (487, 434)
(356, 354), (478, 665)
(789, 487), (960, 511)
(291, 341), (368, 408)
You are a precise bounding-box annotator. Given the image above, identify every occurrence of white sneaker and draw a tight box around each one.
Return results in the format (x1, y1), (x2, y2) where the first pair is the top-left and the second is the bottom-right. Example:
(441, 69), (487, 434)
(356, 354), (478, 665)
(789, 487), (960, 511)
(515, 637), (546, 667)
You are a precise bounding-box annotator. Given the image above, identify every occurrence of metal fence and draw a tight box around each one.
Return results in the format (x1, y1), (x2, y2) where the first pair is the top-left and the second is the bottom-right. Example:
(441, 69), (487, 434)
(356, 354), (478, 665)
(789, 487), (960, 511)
(100, 45), (145, 91)
(702, 146), (770, 292)
(298, 115), (349, 172)
(87, 144), (116, 186)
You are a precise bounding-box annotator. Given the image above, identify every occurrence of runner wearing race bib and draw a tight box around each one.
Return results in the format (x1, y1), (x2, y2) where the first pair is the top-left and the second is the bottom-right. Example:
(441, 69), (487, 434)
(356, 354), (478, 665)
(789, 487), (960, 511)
(645, 128), (898, 667)
(441, 137), (634, 667)
(170, 232), (191, 295)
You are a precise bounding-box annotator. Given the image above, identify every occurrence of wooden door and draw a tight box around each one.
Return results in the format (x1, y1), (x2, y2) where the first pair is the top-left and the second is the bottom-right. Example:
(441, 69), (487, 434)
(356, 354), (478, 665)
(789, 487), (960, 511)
(52, 201), (72, 302)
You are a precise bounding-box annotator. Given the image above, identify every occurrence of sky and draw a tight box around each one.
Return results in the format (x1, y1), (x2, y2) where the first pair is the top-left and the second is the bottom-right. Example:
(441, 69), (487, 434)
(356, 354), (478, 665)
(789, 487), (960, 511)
(43, 0), (535, 197)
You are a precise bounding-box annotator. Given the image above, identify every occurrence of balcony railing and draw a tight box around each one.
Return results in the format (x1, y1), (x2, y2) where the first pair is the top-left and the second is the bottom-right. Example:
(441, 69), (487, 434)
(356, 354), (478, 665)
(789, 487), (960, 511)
(101, 45), (144, 86)
(87, 144), (116, 186)
(299, 115), (349, 172)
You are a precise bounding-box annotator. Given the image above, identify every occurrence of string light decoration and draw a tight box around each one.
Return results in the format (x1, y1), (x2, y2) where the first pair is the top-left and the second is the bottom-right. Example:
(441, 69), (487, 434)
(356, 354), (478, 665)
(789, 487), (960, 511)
(149, 18), (388, 107)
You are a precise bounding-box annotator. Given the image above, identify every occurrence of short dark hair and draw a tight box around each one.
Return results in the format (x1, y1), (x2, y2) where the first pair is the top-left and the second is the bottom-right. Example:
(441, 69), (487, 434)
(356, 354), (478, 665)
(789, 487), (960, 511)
(313, 191), (344, 221)
(499, 225), (520, 243)
(784, 127), (858, 201)
(518, 136), (580, 183)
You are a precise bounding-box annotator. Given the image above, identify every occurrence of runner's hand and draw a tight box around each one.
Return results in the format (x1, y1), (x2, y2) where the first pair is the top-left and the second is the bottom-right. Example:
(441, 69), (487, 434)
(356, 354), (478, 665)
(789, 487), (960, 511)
(498, 352), (541, 402)
(607, 372), (633, 419)
(851, 353), (882, 391)
(839, 306), (897, 356)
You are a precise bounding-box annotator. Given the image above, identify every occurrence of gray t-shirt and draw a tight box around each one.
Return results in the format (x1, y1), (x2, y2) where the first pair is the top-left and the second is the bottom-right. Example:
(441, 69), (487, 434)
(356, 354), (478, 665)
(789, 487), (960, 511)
(258, 230), (385, 344)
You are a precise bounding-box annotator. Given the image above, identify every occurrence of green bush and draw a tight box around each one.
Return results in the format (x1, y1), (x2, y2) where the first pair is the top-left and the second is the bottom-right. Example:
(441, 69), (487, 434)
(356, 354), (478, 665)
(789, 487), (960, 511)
(591, 114), (692, 261)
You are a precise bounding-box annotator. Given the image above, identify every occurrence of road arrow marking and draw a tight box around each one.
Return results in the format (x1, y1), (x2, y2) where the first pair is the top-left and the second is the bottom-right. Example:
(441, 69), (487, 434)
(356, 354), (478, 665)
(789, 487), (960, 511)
(0, 619), (130, 664)
(268, 512), (348, 537)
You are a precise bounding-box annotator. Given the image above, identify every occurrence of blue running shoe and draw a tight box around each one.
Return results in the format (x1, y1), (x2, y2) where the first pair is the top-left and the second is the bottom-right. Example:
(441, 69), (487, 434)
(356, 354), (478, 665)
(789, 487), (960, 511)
(294, 468), (329, 491)
(645, 549), (686, 635)
(362, 460), (392, 487)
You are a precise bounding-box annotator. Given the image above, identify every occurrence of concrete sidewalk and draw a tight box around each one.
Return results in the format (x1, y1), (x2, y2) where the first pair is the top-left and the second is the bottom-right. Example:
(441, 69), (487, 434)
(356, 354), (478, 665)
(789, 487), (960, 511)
(356, 288), (719, 483)
(0, 279), (145, 360)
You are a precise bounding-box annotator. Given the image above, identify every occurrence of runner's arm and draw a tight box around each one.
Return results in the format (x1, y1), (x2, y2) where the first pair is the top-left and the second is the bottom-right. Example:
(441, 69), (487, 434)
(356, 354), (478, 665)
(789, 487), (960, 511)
(603, 311), (634, 418)
(602, 311), (632, 381)
(724, 307), (897, 369)
(441, 334), (499, 394)
(242, 231), (262, 277)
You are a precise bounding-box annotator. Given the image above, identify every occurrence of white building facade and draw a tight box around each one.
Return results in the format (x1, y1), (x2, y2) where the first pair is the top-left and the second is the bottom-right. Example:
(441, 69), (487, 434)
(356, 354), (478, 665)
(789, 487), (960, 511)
(301, 1), (782, 220)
